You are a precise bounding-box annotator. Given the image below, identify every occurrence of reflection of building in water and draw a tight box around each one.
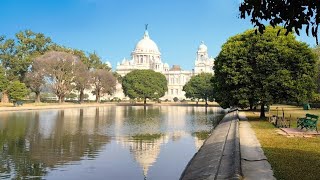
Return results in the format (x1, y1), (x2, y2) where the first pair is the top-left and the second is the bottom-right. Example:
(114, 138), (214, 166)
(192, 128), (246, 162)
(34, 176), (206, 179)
(120, 136), (169, 177)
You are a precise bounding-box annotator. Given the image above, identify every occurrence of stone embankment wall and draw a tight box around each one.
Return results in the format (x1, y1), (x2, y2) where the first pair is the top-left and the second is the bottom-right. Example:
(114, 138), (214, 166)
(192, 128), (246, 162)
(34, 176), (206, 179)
(180, 111), (241, 180)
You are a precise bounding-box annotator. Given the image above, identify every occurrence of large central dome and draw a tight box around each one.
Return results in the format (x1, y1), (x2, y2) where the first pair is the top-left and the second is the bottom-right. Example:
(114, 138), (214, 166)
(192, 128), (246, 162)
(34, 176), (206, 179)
(134, 30), (160, 54)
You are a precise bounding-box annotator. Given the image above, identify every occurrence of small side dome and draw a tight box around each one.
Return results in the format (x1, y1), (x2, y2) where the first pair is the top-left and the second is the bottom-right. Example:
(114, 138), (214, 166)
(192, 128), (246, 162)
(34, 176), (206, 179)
(164, 63), (169, 68)
(105, 61), (112, 69)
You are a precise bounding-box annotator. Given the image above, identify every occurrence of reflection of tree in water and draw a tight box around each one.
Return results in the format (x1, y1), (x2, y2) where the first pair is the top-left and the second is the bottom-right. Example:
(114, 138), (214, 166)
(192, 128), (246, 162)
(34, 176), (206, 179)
(123, 106), (163, 135)
(0, 109), (110, 179)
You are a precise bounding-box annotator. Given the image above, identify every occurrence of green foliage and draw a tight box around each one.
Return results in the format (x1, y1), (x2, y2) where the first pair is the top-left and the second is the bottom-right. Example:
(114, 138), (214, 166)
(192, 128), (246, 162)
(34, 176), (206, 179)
(213, 26), (317, 117)
(66, 93), (77, 100)
(122, 70), (168, 104)
(239, 1), (320, 43)
(88, 52), (110, 70)
(8, 81), (29, 101)
(173, 97), (179, 102)
(183, 73), (214, 104)
(0, 30), (52, 82)
(0, 65), (8, 92)
(312, 46), (320, 93)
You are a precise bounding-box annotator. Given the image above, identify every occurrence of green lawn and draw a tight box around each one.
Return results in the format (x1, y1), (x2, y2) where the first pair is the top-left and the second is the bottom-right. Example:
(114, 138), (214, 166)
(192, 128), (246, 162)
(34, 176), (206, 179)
(245, 105), (320, 180)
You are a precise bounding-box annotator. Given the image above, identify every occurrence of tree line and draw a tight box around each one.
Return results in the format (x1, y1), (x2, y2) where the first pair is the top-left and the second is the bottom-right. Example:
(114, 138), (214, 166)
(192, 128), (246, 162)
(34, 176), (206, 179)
(0, 30), (116, 104)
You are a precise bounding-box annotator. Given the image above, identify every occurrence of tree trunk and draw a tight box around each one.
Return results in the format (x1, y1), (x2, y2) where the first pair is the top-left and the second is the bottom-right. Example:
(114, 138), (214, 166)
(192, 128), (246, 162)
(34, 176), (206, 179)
(249, 103), (253, 111)
(61, 95), (65, 103)
(79, 90), (84, 103)
(205, 98), (208, 106)
(96, 90), (100, 103)
(35, 92), (41, 103)
(144, 98), (147, 105)
(1, 90), (9, 103)
(260, 102), (266, 119)
(58, 96), (62, 104)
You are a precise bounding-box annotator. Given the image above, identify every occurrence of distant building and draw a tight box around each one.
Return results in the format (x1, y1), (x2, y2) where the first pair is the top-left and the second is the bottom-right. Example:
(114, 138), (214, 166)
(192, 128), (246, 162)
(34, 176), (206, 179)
(113, 28), (214, 100)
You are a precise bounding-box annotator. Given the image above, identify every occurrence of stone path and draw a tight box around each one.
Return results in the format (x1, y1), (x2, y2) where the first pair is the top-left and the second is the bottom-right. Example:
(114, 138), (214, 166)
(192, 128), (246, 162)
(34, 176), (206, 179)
(238, 112), (275, 180)
(280, 128), (320, 137)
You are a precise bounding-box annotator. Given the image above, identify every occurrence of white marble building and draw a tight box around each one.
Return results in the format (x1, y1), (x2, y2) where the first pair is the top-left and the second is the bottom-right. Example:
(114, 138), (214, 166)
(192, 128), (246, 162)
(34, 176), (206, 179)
(113, 28), (214, 100)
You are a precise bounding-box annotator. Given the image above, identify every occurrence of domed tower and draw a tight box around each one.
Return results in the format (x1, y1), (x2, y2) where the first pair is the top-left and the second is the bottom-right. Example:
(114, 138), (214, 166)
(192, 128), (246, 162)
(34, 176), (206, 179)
(131, 25), (163, 71)
(196, 41), (209, 61)
(194, 41), (214, 74)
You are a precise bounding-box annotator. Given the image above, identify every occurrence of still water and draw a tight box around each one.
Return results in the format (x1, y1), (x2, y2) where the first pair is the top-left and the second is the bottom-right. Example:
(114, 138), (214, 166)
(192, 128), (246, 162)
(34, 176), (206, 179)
(0, 106), (224, 180)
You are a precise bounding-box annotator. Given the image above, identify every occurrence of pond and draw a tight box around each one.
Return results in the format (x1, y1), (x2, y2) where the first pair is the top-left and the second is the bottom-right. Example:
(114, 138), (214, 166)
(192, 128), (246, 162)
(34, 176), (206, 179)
(0, 106), (225, 180)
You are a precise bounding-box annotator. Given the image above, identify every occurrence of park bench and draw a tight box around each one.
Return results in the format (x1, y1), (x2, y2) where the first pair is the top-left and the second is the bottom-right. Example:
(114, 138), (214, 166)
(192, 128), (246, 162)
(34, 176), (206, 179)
(13, 101), (24, 107)
(297, 113), (319, 132)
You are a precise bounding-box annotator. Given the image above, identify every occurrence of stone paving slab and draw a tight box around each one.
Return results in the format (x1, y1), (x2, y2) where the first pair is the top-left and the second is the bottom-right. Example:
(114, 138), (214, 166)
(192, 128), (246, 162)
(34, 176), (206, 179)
(239, 121), (275, 180)
(281, 128), (320, 135)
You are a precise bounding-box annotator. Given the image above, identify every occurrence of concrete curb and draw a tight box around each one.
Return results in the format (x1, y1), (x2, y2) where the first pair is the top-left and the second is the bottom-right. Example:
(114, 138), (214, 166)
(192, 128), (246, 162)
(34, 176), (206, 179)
(180, 111), (241, 180)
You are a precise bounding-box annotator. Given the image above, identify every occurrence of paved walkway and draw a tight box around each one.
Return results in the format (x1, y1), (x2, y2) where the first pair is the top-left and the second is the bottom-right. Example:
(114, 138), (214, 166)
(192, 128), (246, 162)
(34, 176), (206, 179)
(180, 111), (275, 180)
(238, 112), (275, 180)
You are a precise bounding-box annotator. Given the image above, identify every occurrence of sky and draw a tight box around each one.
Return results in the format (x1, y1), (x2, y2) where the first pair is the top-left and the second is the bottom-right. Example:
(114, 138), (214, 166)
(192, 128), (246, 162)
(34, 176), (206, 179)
(0, 0), (317, 70)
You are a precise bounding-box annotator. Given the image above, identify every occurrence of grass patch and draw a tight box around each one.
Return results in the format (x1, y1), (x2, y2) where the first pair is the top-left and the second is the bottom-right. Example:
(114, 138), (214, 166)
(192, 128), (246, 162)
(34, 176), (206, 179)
(192, 130), (211, 140)
(131, 133), (163, 141)
(245, 105), (320, 180)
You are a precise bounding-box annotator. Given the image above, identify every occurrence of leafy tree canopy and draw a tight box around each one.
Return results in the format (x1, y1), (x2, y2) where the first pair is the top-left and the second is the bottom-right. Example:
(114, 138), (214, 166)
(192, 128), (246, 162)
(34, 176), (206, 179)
(183, 73), (214, 105)
(239, 0), (320, 44)
(0, 65), (9, 92)
(8, 81), (29, 101)
(122, 70), (168, 104)
(213, 26), (317, 118)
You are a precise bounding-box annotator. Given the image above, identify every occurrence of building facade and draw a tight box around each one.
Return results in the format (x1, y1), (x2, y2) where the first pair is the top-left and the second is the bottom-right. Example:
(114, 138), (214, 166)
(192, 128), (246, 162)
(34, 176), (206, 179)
(113, 29), (214, 100)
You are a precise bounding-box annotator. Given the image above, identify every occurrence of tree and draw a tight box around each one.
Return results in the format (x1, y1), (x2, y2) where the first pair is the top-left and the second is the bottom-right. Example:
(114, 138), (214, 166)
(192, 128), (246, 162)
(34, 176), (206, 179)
(24, 61), (46, 103)
(239, 0), (320, 44)
(91, 69), (116, 103)
(212, 26), (317, 118)
(183, 73), (214, 106)
(73, 61), (91, 103)
(122, 70), (168, 104)
(8, 81), (29, 101)
(312, 46), (320, 94)
(37, 51), (79, 103)
(0, 65), (9, 99)
(0, 30), (51, 103)
(88, 52), (111, 70)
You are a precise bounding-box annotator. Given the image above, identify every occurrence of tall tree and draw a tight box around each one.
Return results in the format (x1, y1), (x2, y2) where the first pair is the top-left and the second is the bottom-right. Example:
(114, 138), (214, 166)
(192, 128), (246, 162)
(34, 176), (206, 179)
(239, 0), (320, 44)
(73, 61), (91, 103)
(24, 60), (46, 103)
(213, 26), (317, 118)
(91, 69), (116, 103)
(122, 70), (168, 104)
(37, 51), (79, 103)
(312, 46), (320, 94)
(0, 30), (51, 103)
(183, 73), (214, 105)
(88, 52), (111, 70)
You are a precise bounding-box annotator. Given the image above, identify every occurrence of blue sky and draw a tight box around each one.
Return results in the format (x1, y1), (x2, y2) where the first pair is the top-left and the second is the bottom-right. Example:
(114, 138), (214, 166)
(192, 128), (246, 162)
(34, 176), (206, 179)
(0, 0), (317, 70)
